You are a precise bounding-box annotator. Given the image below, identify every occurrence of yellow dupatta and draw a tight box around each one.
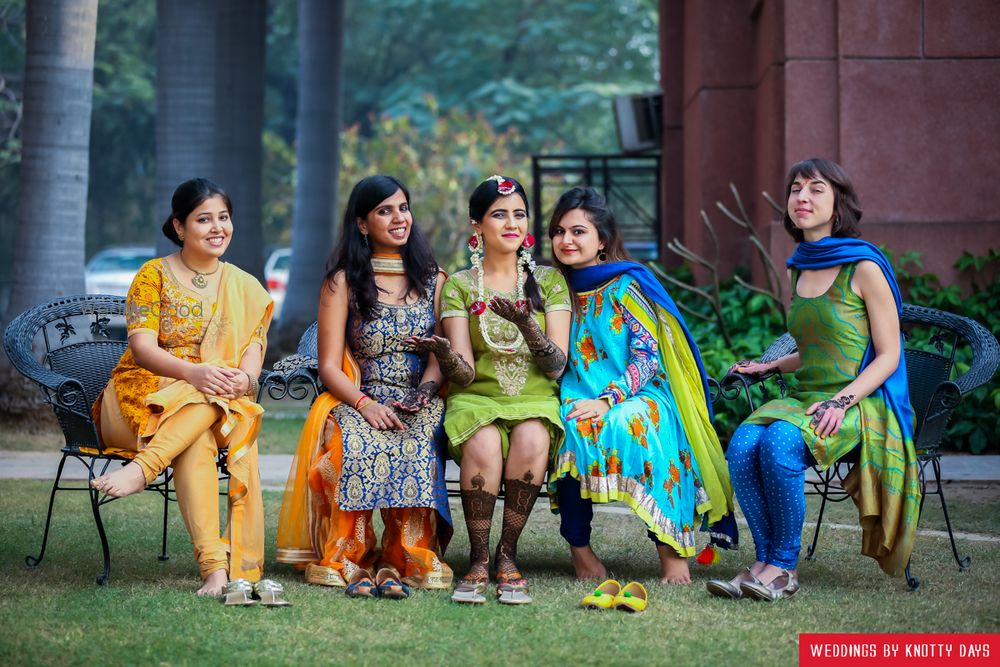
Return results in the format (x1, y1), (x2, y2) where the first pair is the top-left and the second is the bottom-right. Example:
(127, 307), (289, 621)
(142, 263), (273, 581)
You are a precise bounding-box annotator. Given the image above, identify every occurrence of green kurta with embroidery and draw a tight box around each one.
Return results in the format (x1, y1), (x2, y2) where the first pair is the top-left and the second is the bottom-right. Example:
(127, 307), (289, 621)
(744, 262), (921, 576)
(440, 265), (572, 461)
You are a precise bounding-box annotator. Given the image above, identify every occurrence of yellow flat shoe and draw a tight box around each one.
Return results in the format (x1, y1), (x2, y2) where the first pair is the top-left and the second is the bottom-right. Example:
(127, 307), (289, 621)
(613, 581), (648, 613)
(581, 579), (621, 609)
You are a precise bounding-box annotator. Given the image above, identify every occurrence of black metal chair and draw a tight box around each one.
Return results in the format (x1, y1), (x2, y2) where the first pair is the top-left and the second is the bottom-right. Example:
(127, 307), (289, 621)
(259, 321), (322, 402)
(3, 295), (229, 585)
(715, 303), (1000, 590)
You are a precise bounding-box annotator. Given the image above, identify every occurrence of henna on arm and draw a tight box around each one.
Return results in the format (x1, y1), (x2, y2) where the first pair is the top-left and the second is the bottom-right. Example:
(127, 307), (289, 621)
(809, 394), (855, 428)
(516, 317), (567, 378)
(407, 335), (475, 387)
(489, 297), (566, 378)
(393, 379), (441, 413)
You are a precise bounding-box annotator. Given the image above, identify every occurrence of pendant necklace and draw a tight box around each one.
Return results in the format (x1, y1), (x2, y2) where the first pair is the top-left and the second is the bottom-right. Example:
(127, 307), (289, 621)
(178, 252), (220, 289)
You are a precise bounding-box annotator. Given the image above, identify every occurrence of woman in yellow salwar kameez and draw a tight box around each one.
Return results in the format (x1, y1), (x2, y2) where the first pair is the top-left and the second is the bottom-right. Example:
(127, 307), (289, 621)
(91, 178), (273, 600)
(277, 176), (453, 595)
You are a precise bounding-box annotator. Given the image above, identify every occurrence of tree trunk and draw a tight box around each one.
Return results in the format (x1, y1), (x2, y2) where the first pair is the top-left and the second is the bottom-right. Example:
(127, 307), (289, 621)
(213, 0), (266, 281)
(153, 0), (216, 257)
(1, 0), (98, 412)
(277, 0), (345, 351)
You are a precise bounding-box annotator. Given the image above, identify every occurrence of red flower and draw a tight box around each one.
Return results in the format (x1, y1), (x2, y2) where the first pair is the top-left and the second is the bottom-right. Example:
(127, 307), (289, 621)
(522, 233), (535, 249)
(514, 299), (526, 310)
(467, 234), (479, 251)
(471, 300), (486, 315)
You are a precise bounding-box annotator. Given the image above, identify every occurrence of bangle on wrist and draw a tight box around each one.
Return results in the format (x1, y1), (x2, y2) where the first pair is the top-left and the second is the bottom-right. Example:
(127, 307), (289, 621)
(354, 395), (371, 411)
(242, 370), (259, 398)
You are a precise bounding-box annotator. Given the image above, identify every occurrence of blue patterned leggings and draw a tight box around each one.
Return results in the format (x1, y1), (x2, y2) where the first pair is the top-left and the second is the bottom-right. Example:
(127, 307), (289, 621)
(727, 421), (816, 569)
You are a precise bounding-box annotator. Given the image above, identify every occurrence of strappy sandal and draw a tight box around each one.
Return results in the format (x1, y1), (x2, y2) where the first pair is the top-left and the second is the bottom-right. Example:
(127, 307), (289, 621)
(375, 567), (411, 600)
(450, 578), (489, 604)
(219, 578), (257, 607)
(253, 579), (292, 607)
(581, 579), (621, 609)
(706, 566), (761, 600)
(496, 572), (532, 606)
(345, 569), (379, 599)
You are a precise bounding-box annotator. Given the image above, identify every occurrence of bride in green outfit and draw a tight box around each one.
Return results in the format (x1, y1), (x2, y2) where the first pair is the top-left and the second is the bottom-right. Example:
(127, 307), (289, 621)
(411, 175), (571, 605)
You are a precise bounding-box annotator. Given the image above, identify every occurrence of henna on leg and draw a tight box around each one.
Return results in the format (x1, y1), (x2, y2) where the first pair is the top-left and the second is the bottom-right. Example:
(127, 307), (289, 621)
(495, 471), (543, 582)
(460, 473), (497, 583)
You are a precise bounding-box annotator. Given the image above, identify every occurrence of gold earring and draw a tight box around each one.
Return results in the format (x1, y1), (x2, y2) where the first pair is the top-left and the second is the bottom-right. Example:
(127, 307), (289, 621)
(178, 234), (185, 242)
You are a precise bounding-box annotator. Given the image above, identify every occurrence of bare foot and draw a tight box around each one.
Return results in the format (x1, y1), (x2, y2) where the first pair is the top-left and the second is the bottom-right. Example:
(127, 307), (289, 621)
(656, 545), (691, 584)
(569, 545), (607, 580)
(92, 462), (147, 498)
(197, 569), (228, 597)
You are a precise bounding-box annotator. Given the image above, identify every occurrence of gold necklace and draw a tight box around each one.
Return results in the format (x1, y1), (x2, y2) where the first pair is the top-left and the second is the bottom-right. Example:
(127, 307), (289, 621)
(178, 252), (221, 289)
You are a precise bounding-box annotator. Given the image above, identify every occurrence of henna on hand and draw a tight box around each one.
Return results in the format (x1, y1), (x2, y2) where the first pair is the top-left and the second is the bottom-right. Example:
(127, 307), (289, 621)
(392, 380), (440, 413)
(406, 335), (475, 387)
(809, 394), (855, 428)
(488, 297), (566, 377)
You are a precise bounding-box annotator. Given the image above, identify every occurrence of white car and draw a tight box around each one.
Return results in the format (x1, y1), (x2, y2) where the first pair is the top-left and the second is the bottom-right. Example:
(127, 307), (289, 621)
(265, 247), (291, 321)
(85, 246), (156, 296)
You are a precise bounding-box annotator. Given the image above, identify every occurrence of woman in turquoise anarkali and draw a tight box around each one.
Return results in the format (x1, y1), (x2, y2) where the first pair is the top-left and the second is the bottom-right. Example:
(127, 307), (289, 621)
(548, 187), (735, 583)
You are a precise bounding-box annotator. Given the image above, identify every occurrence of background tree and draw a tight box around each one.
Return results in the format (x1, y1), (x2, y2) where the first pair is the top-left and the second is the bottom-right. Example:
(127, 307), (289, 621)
(0, 0), (98, 411)
(276, 0), (345, 349)
(213, 0), (267, 280)
(154, 0), (217, 257)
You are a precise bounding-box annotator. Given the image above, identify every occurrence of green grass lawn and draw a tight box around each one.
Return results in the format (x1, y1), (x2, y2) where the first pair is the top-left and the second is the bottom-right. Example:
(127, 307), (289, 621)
(1, 479), (998, 666)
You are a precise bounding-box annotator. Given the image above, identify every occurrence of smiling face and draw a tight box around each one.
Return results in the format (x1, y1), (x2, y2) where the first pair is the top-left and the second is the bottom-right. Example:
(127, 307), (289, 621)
(473, 193), (528, 255)
(551, 208), (603, 268)
(357, 189), (412, 253)
(173, 195), (233, 259)
(787, 173), (836, 241)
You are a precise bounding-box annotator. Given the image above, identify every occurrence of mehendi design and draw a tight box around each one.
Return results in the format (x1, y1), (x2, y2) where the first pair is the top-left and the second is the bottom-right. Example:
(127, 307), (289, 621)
(810, 394), (855, 428)
(495, 476), (543, 579)
(393, 380), (440, 413)
(407, 335), (475, 387)
(515, 317), (567, 378)
(460, 473), (498, 583)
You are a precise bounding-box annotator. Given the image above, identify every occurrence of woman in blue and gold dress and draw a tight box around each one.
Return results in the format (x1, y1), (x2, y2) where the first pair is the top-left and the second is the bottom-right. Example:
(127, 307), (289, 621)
(548, 187), (736, 585)
(277, 176), (452, 591)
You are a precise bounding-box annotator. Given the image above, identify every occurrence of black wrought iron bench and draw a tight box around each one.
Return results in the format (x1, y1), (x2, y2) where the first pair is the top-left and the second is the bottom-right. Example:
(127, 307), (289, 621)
(714, 303), (1000, 590)
(3, 295), (231, 585)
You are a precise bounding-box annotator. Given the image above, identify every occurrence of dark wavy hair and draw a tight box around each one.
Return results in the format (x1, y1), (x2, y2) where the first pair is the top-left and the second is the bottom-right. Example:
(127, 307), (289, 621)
(326, 175), (438, 321)
(783, 158), (863, 242)
(161, 178), (232, 247)
(468, 175), (543, 312)
(547, 186), (632, 313)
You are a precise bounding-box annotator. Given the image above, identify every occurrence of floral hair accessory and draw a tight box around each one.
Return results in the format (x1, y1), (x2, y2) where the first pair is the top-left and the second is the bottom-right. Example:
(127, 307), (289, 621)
(468, 233), (479, 251)
(522, 233), (534, 250)
(487, 174), (516, 196)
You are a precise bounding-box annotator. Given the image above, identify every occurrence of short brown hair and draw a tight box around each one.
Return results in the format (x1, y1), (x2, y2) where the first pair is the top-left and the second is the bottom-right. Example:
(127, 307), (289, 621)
(783, 158), (862, 242)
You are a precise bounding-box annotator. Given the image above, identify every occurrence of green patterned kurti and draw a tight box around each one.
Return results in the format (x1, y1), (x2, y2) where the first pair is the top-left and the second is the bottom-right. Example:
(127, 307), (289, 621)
(440, 266), (572, 461)
(745, 262), (921, 577)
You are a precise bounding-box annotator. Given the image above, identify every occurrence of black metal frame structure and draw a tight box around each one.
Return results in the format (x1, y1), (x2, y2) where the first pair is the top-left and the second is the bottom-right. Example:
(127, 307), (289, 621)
(530, 153), (661, 260)
(4, 295), (230, 585)
(715, 303), (999, 590)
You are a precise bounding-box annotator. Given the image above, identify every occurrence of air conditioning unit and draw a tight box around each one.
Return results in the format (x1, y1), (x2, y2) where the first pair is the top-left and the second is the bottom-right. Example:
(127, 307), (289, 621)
(613, 92), (662, 154)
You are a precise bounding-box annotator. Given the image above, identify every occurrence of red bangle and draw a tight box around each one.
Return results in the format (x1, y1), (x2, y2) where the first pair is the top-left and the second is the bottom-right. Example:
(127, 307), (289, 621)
(354, 395), (370, 410)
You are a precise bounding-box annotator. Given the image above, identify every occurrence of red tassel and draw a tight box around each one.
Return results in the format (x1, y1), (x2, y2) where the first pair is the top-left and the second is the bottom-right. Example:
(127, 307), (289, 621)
(696, 544), (721, 566)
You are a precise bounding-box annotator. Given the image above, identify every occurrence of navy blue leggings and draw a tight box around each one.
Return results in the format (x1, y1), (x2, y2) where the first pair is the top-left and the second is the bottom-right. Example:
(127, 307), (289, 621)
(556, 476), (663, 547)
(727, 421), (816, 569)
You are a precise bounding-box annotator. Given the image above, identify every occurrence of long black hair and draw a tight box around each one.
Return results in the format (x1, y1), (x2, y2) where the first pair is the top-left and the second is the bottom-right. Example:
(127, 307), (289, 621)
(468, 175), (543, 312)
(547, 186), (632, 313)
(326, 175), (438, 320)
(783, 158), (863, 242)
(161, 178), (232, 246)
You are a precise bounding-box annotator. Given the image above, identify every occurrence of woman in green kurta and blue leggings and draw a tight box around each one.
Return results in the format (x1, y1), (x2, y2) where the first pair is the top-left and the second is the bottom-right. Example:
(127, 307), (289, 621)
(410, 175), (571, 605)
(707, 158), (920, 602)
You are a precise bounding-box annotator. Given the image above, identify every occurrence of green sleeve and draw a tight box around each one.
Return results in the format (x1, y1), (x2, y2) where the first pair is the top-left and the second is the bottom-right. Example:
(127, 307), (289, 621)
(537, 266), (571, 313)
(441, 272), (469, 320)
